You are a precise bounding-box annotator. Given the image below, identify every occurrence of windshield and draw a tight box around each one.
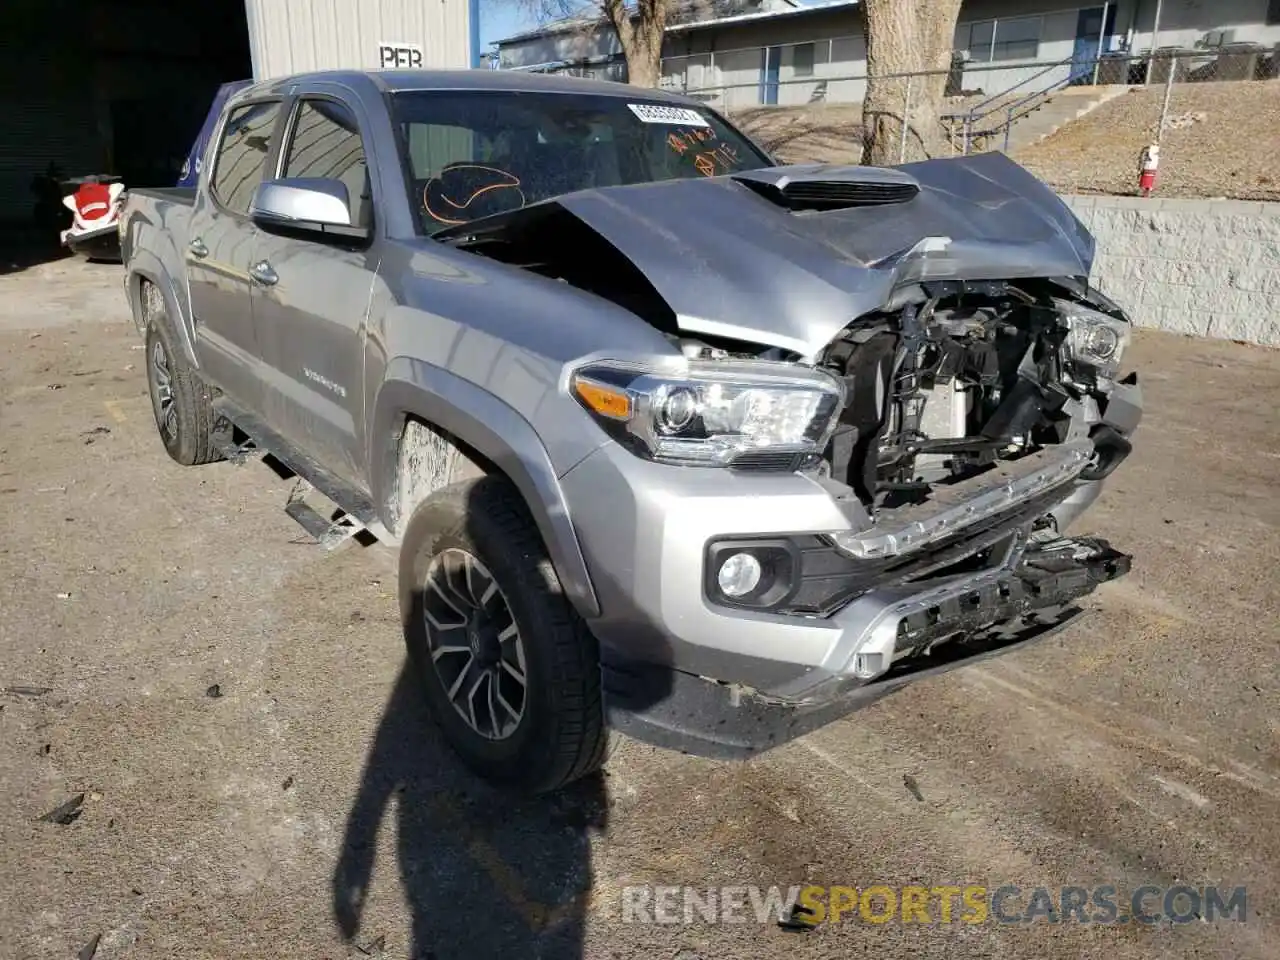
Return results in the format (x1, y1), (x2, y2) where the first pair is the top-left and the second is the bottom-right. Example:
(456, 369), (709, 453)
(390, 90), (772, 234)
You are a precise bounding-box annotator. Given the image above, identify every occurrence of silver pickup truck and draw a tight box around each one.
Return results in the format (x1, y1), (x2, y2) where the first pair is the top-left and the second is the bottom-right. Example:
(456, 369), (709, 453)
(120, 69), (1141, 793)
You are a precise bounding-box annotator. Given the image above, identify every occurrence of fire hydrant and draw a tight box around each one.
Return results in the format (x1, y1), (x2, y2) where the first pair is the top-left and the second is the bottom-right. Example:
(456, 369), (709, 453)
(1138, 142), (1160, 197)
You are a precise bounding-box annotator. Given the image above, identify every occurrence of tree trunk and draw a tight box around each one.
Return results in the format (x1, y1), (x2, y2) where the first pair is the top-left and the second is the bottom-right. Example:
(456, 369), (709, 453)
(602, 0), (666, 87)
(861, 0), (963, 165)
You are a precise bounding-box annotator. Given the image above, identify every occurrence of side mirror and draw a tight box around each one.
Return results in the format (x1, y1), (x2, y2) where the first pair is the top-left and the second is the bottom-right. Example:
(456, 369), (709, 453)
(249, 177), (368, 241)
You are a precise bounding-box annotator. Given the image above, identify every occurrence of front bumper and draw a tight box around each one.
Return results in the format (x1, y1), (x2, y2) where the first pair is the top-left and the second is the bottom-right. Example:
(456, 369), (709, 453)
(597, 539), (1129, 758)
(557, 361), (1140, 756)
(561, 431), (1130, 693)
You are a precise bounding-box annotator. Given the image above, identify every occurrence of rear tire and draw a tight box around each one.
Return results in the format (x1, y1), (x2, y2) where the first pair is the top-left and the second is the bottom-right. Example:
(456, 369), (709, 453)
(399, 475), (608, 793)
(142, 283), (221, 466)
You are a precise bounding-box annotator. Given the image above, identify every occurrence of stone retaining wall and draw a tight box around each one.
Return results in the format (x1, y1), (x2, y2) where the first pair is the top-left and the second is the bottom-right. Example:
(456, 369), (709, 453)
(1063, 195), (1280, 347)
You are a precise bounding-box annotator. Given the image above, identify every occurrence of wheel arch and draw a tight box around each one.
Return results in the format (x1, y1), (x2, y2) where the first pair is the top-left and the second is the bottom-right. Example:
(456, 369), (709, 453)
(372, 359), (601, 619)
(128, 261), (198, 367)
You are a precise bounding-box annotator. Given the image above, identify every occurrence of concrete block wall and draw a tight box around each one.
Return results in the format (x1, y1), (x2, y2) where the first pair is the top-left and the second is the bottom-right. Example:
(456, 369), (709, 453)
(1063, 195), (1280, 348)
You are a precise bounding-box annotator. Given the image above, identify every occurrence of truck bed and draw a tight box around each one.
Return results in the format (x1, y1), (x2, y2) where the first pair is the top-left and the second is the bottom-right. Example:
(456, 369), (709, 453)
(127, 186), (196, 205)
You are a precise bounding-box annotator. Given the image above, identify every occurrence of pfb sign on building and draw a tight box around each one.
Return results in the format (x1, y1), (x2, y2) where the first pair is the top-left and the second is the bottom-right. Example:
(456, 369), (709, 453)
(378, 41), (425, 69)
(246, 0), (479, 79)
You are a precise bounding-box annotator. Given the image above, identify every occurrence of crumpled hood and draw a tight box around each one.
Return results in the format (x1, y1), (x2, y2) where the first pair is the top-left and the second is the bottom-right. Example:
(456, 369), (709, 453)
(446, 152), (1097, 359)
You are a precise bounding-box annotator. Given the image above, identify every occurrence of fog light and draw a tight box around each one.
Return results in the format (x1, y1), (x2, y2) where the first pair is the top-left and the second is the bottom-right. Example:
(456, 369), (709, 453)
(717, 552), (762, 598)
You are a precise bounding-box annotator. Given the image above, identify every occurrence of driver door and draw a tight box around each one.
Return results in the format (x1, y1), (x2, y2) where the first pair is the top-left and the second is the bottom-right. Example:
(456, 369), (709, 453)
(249, 97), (378, 488)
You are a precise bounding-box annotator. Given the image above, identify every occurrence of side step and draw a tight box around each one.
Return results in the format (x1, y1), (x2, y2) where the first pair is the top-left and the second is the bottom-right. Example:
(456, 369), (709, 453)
(284, 480), (367, 550)
(211, 397), (392, 550)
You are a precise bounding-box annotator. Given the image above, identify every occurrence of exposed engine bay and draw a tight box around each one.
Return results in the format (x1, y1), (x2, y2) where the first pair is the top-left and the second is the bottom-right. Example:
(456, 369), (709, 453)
(437, 153), (1139, 530)
(812, 278), (1133, 508)
(672, 277), (1135, 519)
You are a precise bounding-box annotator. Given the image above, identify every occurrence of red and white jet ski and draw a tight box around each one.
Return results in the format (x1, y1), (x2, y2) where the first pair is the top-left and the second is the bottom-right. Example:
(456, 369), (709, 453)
(60, 176), (125, 261)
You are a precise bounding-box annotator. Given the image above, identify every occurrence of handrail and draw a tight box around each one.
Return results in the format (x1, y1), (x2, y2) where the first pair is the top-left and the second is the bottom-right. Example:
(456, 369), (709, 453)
(997, 73), (1075, 150)
(941, 53), (1077, 124)
(944, 53), (1105, 155)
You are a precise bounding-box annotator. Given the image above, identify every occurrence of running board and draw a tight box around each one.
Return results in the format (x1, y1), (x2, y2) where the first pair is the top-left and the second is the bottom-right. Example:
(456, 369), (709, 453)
(285, 480), (367, 550)
(211, 397), (392, 549)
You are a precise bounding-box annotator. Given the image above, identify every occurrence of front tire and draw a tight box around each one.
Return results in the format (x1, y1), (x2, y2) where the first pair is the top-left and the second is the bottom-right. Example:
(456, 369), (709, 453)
(142, 283), (221, 466)
(399, 476), (607, 793)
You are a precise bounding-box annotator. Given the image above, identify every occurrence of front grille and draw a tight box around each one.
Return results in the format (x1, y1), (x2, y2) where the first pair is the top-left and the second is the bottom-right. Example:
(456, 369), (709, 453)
(776, 481), (1075, 616)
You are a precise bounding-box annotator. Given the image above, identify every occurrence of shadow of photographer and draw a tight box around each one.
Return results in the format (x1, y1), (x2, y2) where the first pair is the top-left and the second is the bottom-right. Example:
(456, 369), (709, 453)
(332, 664), (611, 959)
(333, 474), (674, 959)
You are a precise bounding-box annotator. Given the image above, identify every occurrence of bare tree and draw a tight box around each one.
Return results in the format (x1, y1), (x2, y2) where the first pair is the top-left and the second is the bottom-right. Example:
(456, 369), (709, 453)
(504, 0), (735, 88)
(603, 0), (668, 87)
(861, 0), (963, 165)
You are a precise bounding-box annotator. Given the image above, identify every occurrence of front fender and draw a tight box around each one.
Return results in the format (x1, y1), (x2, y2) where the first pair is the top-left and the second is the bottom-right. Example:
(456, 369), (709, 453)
(127, 255), (198, 367)
(371, 358), (601, 619)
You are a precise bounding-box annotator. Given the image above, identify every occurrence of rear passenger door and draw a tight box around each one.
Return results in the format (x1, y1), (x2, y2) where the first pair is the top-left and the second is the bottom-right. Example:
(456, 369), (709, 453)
(250, 96), (378, 488)
(187, 98), (283, 412)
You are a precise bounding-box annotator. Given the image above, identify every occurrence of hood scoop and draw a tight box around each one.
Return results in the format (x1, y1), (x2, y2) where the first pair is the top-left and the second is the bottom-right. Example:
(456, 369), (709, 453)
(733, 164), (920, 211)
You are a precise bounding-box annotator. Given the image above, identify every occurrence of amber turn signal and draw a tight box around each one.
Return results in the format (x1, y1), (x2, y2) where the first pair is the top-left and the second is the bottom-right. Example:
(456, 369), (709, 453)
(573, 377), (632, 420)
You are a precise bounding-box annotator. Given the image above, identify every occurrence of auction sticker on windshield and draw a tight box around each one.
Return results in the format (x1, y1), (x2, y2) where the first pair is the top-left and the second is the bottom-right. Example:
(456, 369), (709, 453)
(628, 103), (711, 126)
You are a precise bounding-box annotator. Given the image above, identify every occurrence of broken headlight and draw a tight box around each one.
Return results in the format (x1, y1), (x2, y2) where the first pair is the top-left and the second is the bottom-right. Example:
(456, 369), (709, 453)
(1056, 299), (1131, 382)
(570, 360), (844, 467)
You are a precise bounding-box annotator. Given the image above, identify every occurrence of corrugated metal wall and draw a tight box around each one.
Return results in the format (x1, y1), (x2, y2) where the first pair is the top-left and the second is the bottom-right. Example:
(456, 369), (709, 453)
(245, 0), (474, 80)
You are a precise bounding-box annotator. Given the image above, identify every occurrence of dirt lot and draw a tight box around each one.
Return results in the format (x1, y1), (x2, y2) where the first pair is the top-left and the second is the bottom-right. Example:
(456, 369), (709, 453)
(733, 103), (865, 166)
(1016, 81), (1280, 202)
(734, 81), (1280, 201)
(1, 260), (1278, 960)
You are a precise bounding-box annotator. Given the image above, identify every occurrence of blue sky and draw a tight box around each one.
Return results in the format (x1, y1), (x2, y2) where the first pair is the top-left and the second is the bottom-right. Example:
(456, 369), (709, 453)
(479, 0), (552, 52)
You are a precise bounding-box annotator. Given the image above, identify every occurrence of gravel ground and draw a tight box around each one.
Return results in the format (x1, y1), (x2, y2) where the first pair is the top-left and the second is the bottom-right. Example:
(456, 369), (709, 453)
(733, 80), (1280, 201)
(1, 260), (1278, 960)
(1015, 81), (1280, 202)
(733, 104), (865, 165)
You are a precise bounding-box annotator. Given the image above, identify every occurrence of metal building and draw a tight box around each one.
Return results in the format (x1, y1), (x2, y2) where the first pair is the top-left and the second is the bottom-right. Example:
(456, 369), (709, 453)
(0, 0), (476, 233)
(246, 0), (479, 80)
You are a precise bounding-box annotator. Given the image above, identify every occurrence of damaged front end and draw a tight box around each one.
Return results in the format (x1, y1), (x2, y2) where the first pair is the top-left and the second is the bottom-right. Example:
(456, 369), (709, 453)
(442, 151), (1139, 689)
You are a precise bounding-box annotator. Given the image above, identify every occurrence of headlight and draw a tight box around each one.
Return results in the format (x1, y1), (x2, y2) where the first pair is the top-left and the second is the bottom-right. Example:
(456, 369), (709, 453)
(1055, 299), (1131, 381)
(570, 359), (844, 467)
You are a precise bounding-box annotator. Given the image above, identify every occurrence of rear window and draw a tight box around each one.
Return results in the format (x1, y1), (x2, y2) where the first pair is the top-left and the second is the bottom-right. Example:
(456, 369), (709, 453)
(211, 101), (283, 215)
(390, 90), (771, 233)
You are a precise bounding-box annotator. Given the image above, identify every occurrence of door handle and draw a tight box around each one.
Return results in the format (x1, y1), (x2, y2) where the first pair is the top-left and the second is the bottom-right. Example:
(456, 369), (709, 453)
(188, 237), (208, 259)
(249, 260), (278, 287)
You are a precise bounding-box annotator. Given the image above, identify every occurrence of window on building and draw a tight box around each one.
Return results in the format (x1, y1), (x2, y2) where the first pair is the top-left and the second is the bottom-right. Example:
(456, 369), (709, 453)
(963, 20), (995, 61)
(992, 16), (1042, 61)
(211, 101), (282, 215)
(962, 16), (1041, 62)
(792, 42), (816, 78)
(1268, 0), (1280, 25)
(282, 100), (371, 227)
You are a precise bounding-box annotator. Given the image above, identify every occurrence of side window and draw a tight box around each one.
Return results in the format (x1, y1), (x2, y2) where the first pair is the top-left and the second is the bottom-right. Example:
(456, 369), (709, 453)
(282, 100), (372, 228)
(211, 101), (283, 215)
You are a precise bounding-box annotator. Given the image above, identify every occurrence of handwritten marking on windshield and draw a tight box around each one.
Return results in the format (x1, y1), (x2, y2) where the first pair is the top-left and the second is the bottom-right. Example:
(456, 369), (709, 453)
(694, 154), (717, 177)
(666, 126), (718, 157)
(423, 164), (525, 226)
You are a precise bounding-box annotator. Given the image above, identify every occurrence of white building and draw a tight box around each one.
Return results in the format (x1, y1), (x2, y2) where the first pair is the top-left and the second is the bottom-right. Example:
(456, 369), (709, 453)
(495, 0), (1280, 110)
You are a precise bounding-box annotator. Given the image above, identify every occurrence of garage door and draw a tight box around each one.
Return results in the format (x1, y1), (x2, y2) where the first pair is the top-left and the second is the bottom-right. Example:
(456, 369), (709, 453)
(0, 36), (102, 224)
